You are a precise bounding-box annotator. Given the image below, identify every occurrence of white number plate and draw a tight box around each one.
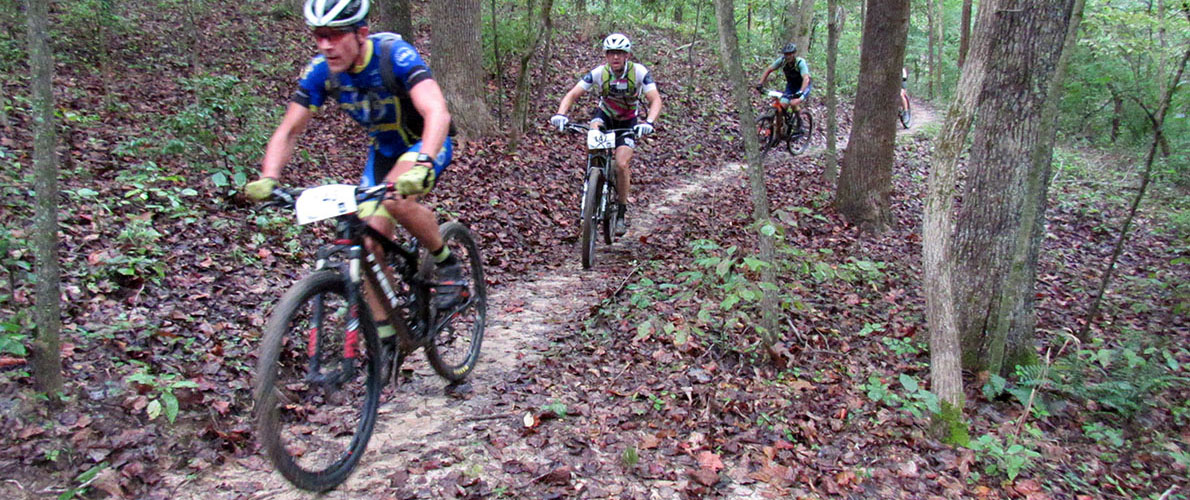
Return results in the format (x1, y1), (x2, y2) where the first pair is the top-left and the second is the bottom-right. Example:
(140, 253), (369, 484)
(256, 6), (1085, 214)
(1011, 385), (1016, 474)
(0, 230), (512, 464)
(766, 90), (785, 99)
(586, 129), (616, 150)
(295, 184), (358, 225)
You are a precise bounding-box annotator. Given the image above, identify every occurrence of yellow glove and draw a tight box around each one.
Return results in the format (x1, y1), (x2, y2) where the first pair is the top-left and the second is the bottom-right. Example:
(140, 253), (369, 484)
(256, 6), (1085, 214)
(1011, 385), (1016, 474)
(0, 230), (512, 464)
(245, 177), (278, 201)
(396, 164), (436, 196)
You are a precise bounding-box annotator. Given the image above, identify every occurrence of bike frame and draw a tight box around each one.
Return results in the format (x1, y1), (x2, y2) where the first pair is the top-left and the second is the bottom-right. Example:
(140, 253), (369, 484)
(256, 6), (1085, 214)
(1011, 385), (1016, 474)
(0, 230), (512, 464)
(294, 188), (434, 388)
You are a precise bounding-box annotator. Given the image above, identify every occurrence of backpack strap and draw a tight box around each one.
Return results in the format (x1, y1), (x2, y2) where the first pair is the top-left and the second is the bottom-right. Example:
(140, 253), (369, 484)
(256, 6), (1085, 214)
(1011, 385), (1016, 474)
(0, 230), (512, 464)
(378, 35), (401, 98)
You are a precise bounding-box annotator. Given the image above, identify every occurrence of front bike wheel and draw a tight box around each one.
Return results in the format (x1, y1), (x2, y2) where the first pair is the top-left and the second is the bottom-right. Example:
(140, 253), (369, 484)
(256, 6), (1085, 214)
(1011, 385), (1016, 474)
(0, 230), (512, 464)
(756, 111), (778, 153)
(601, 168), (619, 245)
(787, 109), (814, 155)
(580, 168), (603, 270)
(425, 222), (487, 382)
(900, 100), (912, 129)
(254, 270), (382, 492)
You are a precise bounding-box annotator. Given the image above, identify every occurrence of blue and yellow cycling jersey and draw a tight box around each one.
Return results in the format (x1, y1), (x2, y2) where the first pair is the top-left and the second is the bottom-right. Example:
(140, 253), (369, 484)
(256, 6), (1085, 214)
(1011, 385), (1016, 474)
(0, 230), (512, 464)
(291, 34), (450, 184)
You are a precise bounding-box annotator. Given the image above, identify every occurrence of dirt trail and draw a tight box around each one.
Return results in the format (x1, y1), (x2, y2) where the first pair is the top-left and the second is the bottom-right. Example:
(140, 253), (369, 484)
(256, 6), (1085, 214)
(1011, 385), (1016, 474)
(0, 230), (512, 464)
(165, 162), (745, 500)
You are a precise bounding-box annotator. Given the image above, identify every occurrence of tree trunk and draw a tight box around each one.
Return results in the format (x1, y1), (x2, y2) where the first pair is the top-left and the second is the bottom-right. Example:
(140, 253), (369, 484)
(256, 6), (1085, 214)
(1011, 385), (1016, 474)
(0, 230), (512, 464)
(712, 0), (780, 355)
(431, 0), (497, 137)
(926, 0), (937, 99)
(512, 0), (555, 139)
(958, 0), (972, 68)
(954, 0), (1080, 376)
(923, 0), (1001, 447)
(782, 0), (815, 52)
(24, 0), (64, 397)
(376, 0), (414, 38)
(823, 0), (839, 183)
(834, 0), (908, 233)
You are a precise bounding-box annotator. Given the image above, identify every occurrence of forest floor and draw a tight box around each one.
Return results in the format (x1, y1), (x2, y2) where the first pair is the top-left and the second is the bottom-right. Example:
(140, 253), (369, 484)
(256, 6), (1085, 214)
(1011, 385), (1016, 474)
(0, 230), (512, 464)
(1, 5), (1187, 500)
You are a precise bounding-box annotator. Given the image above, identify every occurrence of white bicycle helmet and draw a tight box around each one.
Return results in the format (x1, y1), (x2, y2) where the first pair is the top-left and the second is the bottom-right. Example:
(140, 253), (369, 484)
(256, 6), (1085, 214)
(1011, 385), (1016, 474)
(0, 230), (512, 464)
(602, 33), (632, 52)
(304, 0), (369, 28)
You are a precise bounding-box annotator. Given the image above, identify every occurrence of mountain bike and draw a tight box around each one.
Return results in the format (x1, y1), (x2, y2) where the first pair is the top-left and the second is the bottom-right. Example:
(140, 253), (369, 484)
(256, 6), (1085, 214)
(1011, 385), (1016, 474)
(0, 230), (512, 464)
(756, 89), (814, 155)
(252, 183), (487, 492)
(563, 123), (631, 269)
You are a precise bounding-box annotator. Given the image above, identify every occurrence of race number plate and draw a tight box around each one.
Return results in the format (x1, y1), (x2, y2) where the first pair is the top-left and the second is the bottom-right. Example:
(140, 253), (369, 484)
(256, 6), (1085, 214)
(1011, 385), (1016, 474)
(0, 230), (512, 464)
(587, 129), (616, 151)
(295, 184), (358, 225)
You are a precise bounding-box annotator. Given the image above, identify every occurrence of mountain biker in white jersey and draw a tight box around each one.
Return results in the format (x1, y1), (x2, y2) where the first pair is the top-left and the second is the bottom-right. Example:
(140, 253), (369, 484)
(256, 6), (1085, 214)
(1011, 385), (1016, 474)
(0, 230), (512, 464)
(550, 33), (663, 236)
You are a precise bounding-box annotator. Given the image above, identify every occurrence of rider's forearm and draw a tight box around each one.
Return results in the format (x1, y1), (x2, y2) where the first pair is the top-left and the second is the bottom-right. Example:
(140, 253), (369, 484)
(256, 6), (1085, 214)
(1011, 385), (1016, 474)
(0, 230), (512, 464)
(645, 94), (663, 123)
(261, 128), (297, 180)
(416, 111), (450, 163)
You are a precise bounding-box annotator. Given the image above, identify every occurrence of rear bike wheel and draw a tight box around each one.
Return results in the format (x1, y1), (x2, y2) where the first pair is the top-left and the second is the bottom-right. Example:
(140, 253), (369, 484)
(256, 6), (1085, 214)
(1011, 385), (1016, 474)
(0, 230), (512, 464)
(425, 221), (487, 383)
(254, 270), (382, 492)
(756, 111), (778, 153)
(900, 100), (912, 129)
(601, 166), (619, 245)
(787, 109), (814, 155)
(579, 168), (603, 269)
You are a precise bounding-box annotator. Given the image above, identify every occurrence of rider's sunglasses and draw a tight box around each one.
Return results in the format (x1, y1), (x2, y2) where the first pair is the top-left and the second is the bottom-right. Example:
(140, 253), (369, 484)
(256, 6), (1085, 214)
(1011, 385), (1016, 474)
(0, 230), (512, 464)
(604, 50), (629, 57)
(312, 27), (355, 42)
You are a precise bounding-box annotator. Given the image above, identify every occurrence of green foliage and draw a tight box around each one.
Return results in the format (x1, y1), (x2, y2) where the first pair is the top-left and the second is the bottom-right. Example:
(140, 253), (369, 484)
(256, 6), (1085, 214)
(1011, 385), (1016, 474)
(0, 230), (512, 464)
(985, 335), (1187, 420)
(1049, 336), (1186, 418)
(968, 427), (1044, 481)
(621, 444), (639, 468)
(541, 401), (568, 418)
(161, 73), (276, 192)
(57, 462), (109, 500)
(859, 373), (941, 419)
(124, 364), (198, 424)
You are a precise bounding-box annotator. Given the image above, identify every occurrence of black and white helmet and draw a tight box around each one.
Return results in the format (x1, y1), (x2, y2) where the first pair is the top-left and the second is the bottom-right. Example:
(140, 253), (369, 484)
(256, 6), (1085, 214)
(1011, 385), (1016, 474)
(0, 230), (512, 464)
(602, 33), (632, 52)
(304, 0), (369, 28)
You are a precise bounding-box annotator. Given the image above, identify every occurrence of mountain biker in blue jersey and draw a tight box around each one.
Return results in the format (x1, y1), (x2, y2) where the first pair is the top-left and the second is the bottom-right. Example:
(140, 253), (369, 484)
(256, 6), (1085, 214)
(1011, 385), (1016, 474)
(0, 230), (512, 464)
(245, 0), (462, 345)
(756, 42), (812, 111)
(550, 33), (663, 236)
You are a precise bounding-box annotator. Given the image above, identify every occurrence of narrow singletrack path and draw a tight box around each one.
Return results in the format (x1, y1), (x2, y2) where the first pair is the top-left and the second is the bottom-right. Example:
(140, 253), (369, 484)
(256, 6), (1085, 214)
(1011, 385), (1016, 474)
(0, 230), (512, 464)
(165, 161), (746, 500)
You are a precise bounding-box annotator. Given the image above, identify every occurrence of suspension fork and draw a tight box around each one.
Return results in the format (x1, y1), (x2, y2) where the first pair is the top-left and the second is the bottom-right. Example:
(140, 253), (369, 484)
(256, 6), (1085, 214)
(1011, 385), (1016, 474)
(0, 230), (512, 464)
(305, 246), (366, 389)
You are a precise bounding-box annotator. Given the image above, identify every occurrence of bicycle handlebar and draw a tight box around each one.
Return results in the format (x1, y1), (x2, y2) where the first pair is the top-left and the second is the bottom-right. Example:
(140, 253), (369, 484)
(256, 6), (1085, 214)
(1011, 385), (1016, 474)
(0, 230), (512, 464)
(562, 123), (635, 135)
(260, 183), (395, 209)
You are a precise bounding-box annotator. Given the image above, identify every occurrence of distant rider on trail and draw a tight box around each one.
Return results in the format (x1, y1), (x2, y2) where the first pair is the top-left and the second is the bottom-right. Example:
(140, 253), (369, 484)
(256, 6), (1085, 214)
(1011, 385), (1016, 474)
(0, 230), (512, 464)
(756, 42), (812, 112)
(244, 0), (463, 346)
(550, 33), (663, 236)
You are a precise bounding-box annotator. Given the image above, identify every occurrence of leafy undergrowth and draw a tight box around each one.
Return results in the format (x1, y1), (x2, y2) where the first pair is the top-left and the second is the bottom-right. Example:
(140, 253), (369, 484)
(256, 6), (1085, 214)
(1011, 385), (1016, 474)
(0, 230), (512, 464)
(477, 137), (1189, 498)
(0, 3), (1186, 500)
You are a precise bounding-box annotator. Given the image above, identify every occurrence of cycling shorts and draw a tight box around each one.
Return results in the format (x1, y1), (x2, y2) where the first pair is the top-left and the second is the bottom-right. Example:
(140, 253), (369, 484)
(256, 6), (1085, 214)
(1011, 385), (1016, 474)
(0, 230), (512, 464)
(591, 108), (637, 149)
(782, 81), (813, 105)
(357, 137), (454, 222)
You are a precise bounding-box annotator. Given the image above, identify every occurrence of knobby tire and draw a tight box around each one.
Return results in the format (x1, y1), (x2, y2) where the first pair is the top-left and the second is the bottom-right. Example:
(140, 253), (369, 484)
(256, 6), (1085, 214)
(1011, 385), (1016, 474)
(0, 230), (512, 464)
(601, 167), (618, 245)
(254, 270), (382, 492)
(788, 110), (814, 155)
(757, 112), (778, 154)
(580, 168), (603, 269)
(425, 221), (487, 382)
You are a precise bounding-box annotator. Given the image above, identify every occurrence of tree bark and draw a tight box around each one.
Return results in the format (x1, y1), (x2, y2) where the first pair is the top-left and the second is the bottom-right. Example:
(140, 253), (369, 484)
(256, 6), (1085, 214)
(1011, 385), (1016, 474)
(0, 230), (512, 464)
(923, 0), (932, 99)
(24, 0), (64, 397)
(431, 0), (497, 137)
(376, 0), (414, 38)
(954, 0), (1080, 375)
(834, 0), (908, 233)
(958, 0), (973, 67)
(823, 0), (839, 183)
(782, 0), (815, 52)
(923, 0), (1002, 446)
(712, 0), (780, 355)
(511, 0), (555, 139)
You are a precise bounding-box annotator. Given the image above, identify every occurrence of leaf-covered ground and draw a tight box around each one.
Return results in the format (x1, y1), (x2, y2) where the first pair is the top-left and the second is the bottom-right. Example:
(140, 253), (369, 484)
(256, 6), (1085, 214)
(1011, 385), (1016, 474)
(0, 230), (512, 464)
(0, 4), (1187, 499)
